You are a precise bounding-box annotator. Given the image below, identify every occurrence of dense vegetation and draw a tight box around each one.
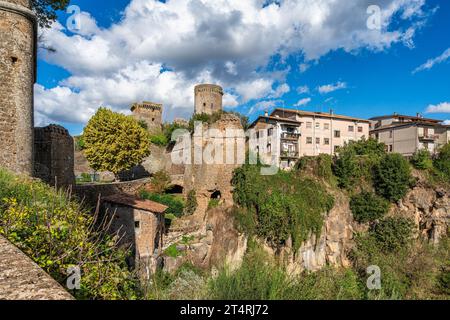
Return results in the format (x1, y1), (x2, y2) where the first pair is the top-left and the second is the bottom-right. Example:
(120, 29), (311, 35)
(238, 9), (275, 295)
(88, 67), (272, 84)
(0, 169), (139, 300)
(83, 108), (150, 179)
(231, 163), (334, 251)
(140, 190), (185, 218)
(350, 191), (390, 223)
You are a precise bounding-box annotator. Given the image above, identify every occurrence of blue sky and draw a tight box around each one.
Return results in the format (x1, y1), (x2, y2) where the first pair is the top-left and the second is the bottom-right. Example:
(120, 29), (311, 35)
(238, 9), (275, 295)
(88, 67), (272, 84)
(35, 0), (450, 135)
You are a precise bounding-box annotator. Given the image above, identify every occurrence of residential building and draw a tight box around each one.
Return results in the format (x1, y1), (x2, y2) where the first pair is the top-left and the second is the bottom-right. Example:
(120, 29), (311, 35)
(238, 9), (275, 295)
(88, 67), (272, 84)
(369, 114), (447, 156)
(249, 108), (370, 170)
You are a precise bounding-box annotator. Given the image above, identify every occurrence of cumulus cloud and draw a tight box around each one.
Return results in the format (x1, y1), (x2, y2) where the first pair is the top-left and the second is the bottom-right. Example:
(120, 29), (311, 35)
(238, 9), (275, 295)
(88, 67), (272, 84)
(442, 120), (450, 125)
(425, 102), (450, 113)
(36, 0), (432, 126)
(294, 97), (311, 107)
(296, 85), (310, 94)
(413, 48), (450, 74)
(317, 81), (347, 94)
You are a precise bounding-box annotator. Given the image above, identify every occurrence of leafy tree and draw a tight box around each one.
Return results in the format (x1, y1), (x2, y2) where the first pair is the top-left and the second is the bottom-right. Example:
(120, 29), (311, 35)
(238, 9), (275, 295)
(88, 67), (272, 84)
(184, 190), (198, 216)
(31, 0), (70, 28)
(411, 149), (433, 170)
(350, 191), (390, 223)
(373, 153), (412, 201)
(83, 108), (150, 179)
(434, 143), (450, 181)
(371, 217), (414, 252)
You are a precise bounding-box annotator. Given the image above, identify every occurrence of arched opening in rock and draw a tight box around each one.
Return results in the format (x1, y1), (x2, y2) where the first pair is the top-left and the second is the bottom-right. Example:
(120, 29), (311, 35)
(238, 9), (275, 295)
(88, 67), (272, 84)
(166, 184), (184, 194)
(211, 190), (221, 200)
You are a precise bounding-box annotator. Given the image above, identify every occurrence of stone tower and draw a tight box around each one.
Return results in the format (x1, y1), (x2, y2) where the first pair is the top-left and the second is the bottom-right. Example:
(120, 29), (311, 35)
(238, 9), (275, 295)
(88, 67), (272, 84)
(194, 84), (223, 115)
(131, 101), (163, 134)
(0, 0), (36, 175)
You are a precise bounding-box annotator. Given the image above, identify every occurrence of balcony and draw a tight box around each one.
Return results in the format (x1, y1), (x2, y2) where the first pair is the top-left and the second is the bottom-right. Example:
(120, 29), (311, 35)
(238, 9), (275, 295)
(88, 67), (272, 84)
(419, 134), (438, 142)
(280, 151), (299, 158)
(281, 132), (301, 140)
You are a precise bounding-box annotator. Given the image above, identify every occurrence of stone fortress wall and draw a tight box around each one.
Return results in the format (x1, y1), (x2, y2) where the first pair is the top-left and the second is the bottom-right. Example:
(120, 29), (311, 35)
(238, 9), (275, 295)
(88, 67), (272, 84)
(131, 101), (163, 134)
(194, 84), (223, 115)
(0, 0), (36, 175)
(34, 124), (75, 189)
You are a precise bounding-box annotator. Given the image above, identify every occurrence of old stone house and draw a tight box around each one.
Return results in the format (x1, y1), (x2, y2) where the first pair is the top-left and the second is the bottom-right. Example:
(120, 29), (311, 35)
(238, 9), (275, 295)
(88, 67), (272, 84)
(102, 194), (167, 274)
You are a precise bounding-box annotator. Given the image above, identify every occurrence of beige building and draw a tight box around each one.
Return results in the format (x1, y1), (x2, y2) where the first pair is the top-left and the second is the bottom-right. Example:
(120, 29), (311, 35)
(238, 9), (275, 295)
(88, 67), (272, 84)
(249, 108), (370, 169)
(369, 114), (447, 156)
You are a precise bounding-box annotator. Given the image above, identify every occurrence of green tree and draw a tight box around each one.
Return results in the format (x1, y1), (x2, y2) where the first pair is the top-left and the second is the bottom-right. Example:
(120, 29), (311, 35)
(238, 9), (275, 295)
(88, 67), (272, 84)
(350, 191), (390, 223)
(373, 153), (412, 202)
(184, 190), (198, 216)
(31, 0), (70, 28)
(411, 149), (433, 170)
(83, 108), (150, 179)
(434, 143), (450, 181)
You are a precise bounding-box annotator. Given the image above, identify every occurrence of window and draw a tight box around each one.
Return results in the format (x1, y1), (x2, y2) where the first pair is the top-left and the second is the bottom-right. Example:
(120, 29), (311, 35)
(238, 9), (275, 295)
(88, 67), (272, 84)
(324, 138), (330, 145)
(334, 130), (341, 138)
(315, 122), (320, 129)
(256, 131), (260, 139)
(358, 126), (363, 133)
(316, 137), (320, 144)
(134, 221), (140, 229)
(306, 122), (312, 129)
(324, 123), (330, 130)
(389, 145), (393, 152)
(203, 102), (206, 107)
(267, 143), (272, 153)
(268, 128), (273, 136)
(348, 125), (354, 132)
(306, 137), (313, 144)
(389, 130), (393, 138)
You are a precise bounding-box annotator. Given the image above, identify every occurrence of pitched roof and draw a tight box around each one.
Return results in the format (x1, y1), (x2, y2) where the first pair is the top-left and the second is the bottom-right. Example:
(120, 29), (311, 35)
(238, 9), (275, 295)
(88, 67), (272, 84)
(369, 114), (441, 123)
(271, 108), (371, 123)
(248, 115), (302, 128)
(103, 194), (168, 214)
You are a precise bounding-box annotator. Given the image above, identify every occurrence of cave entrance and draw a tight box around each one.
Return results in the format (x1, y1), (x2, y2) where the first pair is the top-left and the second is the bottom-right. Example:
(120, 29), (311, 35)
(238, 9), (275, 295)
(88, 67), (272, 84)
(166, 184), (184, 194)
(211, 190), (222, 200)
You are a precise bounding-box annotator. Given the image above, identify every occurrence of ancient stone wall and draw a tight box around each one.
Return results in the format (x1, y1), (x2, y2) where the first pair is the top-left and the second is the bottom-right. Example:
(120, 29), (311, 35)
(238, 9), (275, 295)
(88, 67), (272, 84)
(0, 235), (73, 300)
(194, 84), (223, 115)
(34, 125), (75, 188)
(0, 0), (36, 175)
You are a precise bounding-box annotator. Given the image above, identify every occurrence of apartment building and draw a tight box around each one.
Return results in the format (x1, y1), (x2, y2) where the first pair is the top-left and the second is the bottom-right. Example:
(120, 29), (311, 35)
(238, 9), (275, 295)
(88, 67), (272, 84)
(369, 114), (448, 156)
(249, 108), (370, 170)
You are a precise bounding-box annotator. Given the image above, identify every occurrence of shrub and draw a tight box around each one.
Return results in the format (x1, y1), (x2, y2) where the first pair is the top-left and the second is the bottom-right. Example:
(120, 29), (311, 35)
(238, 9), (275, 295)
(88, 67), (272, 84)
(350, 191), (390, 223)
(140, 191), (185, 217)
(296, 154), (334, 183)
(149, 133), (169, 146)
(207, 198), (220, 210)
(437, 264), (450, 295)
(411, 149), (433, 170)
(232, 164), (334, 250)
(371, 217), (414, 252)
(373, 153), (412, 202)
(434, 143), (450, 181)
(0, 169), (139, 300)
(74, 135), (85, 151)
(333, 151), (359, 189)
(184, 190), (198, 216)
(83, 108), (150, 178)
(151, 170), (171, 194)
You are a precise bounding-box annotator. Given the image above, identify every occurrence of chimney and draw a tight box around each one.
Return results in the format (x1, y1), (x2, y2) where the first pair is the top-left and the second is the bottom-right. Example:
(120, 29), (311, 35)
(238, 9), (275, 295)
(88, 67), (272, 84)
(330, 109), (334, 116)
(264, 110), (269, 117)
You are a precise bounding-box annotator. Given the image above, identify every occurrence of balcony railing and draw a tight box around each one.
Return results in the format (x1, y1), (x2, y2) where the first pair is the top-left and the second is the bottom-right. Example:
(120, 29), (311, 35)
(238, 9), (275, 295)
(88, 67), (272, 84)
(419, 134), (438, 141)
(281, 132), (301, 140)
(280, 151), (299, 158)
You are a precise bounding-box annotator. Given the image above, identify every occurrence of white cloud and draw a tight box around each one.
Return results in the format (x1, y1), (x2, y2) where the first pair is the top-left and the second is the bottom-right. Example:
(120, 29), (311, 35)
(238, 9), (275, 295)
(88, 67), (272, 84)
(425, 102), (450, 113)
(299, 63), (310, 73)
(412, 48), (450, 74)
(248, 99), (283, 115)
(36, 0), (432, 126)
(317, 81), (347, 94)
(296, 85), (310, 94)
(294, 97), (311, 107)
(442, 120), (450, 125)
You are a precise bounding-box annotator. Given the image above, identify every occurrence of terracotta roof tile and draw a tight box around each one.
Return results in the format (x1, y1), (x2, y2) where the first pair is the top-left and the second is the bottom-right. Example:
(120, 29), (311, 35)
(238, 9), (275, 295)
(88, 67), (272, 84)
(103, 194), (168, 214)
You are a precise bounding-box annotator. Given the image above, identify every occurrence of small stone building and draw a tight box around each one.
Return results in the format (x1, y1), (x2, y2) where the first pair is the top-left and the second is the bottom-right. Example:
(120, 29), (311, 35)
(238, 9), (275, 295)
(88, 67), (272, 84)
(102, 194), (167, 274)
(34, 124), (75, 189)
(131, 101), (163, 134)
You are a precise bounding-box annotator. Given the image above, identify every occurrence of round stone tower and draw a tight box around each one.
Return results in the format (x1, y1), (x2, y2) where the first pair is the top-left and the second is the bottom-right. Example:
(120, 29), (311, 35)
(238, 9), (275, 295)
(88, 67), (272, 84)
(0, 0), (36, 175)
(194, 84), (223, 115)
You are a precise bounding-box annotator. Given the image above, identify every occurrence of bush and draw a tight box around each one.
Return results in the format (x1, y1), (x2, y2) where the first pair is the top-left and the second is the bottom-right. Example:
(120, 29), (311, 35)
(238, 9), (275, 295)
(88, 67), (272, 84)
(140, 191), (185, 218)
(207, 198), (220, 210)
(83, 108), (150, 178)
(74, 135), (85, 151)
(151, 170), (171, 194)
(184, 190), (198, 216)
(373, 153), (412, 202)
(371, 217), (414, 252)
(149, 133), (169, 146)
(232, 164), (334, 250)
(333, 150), (360, 189)
(411, 149), (433, 170)
(0, 169), (139, 300)
(296, 154), (335, 183)
(434, 143), (450, 181)
(350, 191), (390, 223)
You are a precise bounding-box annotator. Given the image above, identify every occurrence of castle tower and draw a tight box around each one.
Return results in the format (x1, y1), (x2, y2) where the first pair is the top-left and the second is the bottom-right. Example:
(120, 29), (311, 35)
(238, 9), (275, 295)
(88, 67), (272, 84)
(194, 84), (223, 115)
(0, 0), (36, 175)
(130, 101), (163, 134)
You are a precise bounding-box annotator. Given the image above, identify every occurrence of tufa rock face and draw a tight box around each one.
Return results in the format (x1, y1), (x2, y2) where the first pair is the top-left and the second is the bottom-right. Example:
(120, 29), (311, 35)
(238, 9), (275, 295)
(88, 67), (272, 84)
(0, 0), (36, 175)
